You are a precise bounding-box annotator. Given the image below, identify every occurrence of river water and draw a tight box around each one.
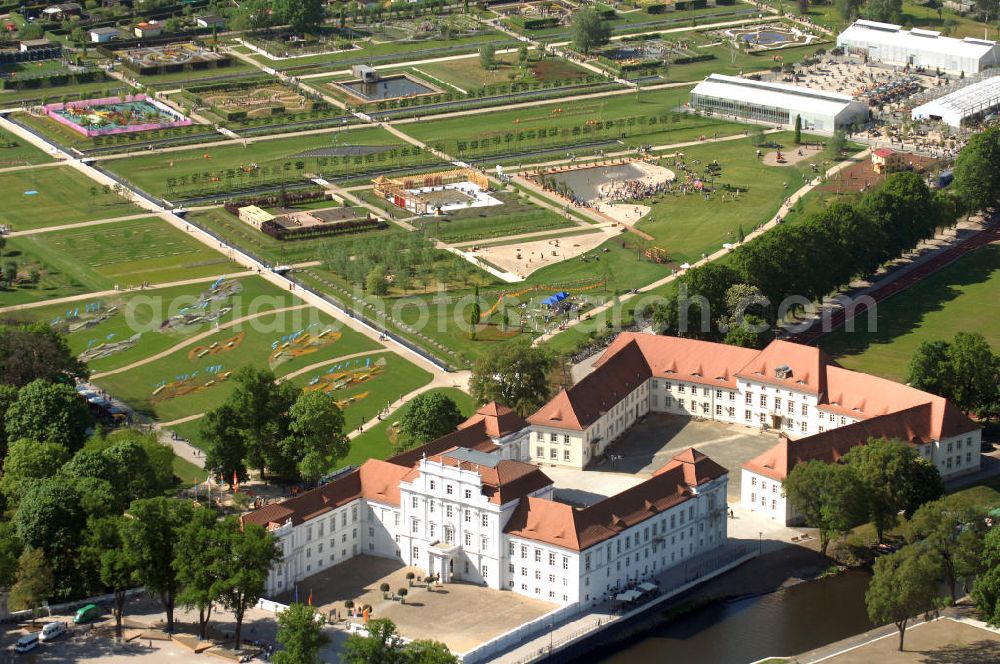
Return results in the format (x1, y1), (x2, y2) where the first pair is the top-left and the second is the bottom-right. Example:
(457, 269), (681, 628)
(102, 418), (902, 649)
(587, 569), (875, 664)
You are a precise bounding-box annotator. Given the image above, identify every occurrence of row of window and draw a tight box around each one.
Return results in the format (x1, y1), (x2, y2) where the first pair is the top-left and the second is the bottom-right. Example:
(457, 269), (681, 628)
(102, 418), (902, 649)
(536, 446), (572, 461)
(425, 481), (474, 500)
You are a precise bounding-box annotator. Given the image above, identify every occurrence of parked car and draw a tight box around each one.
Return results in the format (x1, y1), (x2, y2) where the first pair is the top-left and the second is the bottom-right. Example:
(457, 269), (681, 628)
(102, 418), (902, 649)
(39, 621), (66, 642)
(14, 633), (39, 654)
(74, 604), (100, 624)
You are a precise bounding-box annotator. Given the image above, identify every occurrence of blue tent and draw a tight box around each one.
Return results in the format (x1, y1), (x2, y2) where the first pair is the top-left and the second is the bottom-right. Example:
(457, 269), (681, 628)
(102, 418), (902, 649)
(542, 291), (570, 306)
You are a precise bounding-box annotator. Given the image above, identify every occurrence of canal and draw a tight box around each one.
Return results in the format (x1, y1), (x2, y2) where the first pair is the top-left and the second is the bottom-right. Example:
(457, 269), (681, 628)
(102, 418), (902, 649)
(583, 569), (875, 664)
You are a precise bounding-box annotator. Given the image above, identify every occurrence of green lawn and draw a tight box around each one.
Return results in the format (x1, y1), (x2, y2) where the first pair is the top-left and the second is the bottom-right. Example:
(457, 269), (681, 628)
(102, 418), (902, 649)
(337, 386), (476, 470)
(638, 131), (833, 265)
(186, 206), (406, 266)
(172, 455), (209, 487)
(167, 350), (436, 453)
(4, 217), (237, 300)
(94, 308), (383, 423)
(2, 276), (298, 373)
(400, 88), (744, 159)
(0, 166), (141, 230)
(0, 126), (54, 166)
(419, 191), (577, 244)
(101, 126), (443, 199)
(821, 244), (1000, 382)
(250, 32), (511, 71)
(0, 79), (126, 108)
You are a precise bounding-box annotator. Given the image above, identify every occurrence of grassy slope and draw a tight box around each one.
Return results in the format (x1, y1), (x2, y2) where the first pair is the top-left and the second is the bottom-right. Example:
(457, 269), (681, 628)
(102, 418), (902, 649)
(94, 308), (382, 421)
(7, 217), (235, 295)
(0, 166), (140, 229)
(821, 244), (1000, 382)
(2, 276), (297, 372)
(0, 126), (54, 165)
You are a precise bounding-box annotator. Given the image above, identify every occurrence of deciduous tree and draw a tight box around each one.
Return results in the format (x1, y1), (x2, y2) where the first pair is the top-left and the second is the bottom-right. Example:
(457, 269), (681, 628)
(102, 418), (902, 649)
(973, 526), (1000, 626)
(274, 602), (328, 664)
(174, 508), (225, 640)
(9, 548), (54, 620)
(342, 618), (407, 664)
(215, 518), (282, 649)
(0, 324), (88, 388)
(285, 391), (350, 483)
(470, 342), (554, 417)
(570, 7), (610, 54)
(866, 545), (946, 651)
(906, 495), (988, 603)
(122, 497), (194, 631)
(783, 461), (866, 555)
(4, 379), (92, 452)
(398, 393), (465, 448)
(0, 438), (70, 505)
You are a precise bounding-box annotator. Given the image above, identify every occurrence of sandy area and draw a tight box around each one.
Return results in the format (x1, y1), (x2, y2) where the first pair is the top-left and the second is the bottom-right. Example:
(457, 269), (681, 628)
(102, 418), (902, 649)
(762, 146), (822, 167)
(594, 202), (650, 225)
(471, 227), (620, 279)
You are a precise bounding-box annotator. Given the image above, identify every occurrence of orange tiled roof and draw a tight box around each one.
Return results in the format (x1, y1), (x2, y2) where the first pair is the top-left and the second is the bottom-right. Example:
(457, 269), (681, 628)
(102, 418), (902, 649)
(735, 339), (838, 396)
(597, 332), (758, 389)
(459, 401), (529, 439)
(743, 403), (944, 481)
(241, 459), (413, 529)
(422, 449), (553, 505)
(504, 448), (727, 551)
(528, 339), (652, 431)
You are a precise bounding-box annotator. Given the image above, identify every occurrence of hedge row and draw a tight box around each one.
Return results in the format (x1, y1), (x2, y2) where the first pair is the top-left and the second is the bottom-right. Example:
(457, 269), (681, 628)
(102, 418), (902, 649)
(0, 69), (107, 91)
(260, 217), (387, 241)
(507, 15), (561, 30)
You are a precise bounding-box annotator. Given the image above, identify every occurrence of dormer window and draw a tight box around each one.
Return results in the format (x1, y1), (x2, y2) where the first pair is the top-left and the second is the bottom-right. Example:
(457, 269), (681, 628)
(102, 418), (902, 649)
(774, 364), (792, 380)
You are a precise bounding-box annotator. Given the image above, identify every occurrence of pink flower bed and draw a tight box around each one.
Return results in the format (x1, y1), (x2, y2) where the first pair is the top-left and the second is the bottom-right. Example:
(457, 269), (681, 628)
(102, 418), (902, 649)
(43, 94), (192, 137)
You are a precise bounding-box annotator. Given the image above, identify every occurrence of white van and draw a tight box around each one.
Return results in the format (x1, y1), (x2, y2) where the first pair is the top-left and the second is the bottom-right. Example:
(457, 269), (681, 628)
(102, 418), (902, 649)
(14, 632), (39, 653)
(39, 621), (67, 642)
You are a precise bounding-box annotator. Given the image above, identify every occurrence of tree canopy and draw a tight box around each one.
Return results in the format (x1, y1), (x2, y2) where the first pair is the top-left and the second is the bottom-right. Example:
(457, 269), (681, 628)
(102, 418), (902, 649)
(570, 7), (610, 54)
(907, 332), (999, 417)
(122, 497), (194, 631)
(214, 518), (282, 648)
(286, 391), (350, 483)
(843, 438), (943, 542)
(0, 324), (88, 388)
(398, 393), (465, 448)
(469, 342), (554, 417)
(274, 602), (329, 664)
(973, 526), (1000, 626)
(783, 461), (865, 555)
(906, 495), (988, 603)
(866, 545), (946, 651)
(5, 379), (92, 452)
(953, 125), (1000, 212)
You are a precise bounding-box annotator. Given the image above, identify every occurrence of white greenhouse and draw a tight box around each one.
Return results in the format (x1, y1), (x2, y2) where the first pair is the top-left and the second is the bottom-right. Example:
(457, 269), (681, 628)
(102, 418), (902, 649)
(689, 74), (869, 132)
(837, 19), (1000, 74)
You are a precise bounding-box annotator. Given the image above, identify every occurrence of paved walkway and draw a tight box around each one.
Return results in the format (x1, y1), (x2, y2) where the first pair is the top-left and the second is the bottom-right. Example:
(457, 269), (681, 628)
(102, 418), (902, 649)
(531, 148), (870, 346)
(0, 271), (257, 314)
(90, 303), (312, 379)
(0, 159), (64, 174)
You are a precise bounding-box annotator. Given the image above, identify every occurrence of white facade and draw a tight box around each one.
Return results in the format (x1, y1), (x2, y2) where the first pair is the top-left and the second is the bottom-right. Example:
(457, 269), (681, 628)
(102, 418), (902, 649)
(837, 19), (1000, 74)
(689, 74), (870, 132)
(742, 428), (982, 523)
(397, 451), (553, 589)
(252, 443), (729, 608)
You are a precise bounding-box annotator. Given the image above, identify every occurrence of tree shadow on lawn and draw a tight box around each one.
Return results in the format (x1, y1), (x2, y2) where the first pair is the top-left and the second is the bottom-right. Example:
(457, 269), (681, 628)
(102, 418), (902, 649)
(916, 639), (1000, 663)
(821, 244), (1000, 361)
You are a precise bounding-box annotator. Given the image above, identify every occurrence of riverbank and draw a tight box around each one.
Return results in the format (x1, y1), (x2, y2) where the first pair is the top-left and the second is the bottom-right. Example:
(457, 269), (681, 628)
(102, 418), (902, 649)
(792, 605), (1000, 663)
(556, 543), (855, 664)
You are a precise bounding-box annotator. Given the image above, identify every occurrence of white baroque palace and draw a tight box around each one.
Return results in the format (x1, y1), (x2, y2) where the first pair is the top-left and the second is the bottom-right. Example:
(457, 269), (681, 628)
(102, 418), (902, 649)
(242, 403), (729, 607)
(243, 334), (980, 602)
(526, 334), (980, 524)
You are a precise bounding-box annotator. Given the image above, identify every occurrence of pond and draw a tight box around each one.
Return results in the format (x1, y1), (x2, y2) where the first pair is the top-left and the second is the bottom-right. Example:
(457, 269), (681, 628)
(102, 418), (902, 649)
(340, 75), (436, 101)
